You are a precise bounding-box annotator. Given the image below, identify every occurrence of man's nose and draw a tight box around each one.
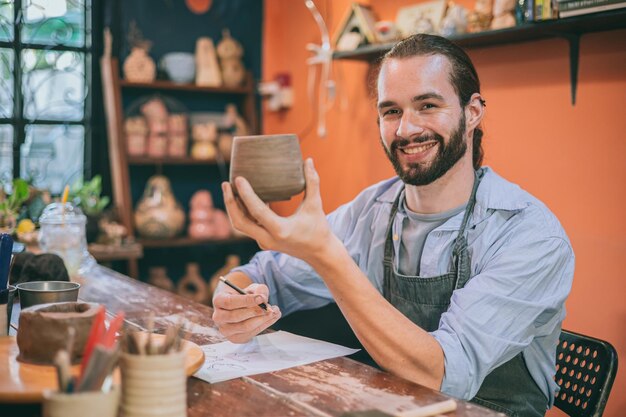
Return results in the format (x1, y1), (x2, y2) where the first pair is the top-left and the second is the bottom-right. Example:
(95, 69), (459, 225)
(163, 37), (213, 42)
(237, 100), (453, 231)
(396, 111), (425, 139)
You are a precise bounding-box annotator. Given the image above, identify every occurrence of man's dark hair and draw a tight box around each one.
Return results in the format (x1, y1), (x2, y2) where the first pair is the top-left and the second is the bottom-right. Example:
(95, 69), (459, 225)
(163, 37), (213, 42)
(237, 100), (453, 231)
(381, 34), (485, 170)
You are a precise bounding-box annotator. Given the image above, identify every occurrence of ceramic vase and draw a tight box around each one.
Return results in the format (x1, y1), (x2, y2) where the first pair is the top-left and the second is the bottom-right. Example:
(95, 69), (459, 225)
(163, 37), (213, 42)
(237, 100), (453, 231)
(123, 47), (156, 83)
(148, 267), (175, 292)
(134, 176), (185, 239)
(177, 262), (208, 304)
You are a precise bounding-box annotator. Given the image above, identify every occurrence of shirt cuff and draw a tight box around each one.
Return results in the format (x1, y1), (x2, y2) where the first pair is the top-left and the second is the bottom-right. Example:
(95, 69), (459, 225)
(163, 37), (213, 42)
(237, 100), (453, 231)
(430, 327), (475, 400)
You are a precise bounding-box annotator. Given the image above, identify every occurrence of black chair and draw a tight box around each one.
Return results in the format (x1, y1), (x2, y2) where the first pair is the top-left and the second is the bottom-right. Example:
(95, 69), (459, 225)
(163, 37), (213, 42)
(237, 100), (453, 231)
(554, 329), (618, 417)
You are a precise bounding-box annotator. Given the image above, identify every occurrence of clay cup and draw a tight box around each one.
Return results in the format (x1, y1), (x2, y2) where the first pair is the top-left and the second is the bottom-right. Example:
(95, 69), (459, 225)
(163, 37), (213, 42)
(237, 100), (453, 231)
(229, 134), (305, 202)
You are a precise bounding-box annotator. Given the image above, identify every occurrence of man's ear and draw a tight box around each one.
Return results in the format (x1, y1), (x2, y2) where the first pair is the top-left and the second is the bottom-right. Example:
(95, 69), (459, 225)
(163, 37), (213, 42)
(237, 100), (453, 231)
(465, 93), (485, 132)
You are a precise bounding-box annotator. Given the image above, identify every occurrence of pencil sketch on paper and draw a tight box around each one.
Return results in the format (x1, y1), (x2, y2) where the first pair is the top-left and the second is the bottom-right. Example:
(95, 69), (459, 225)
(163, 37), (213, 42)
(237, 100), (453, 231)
(193, 330), (359, 384)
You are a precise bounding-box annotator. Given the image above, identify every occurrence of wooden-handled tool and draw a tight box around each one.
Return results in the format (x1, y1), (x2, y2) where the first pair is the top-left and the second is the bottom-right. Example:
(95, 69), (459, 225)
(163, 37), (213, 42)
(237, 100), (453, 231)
(341, 399), (457, 417)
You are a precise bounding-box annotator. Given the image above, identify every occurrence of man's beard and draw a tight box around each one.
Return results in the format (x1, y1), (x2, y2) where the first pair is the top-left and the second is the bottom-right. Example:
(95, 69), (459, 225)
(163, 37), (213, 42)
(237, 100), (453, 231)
(383, 113), (467, 186)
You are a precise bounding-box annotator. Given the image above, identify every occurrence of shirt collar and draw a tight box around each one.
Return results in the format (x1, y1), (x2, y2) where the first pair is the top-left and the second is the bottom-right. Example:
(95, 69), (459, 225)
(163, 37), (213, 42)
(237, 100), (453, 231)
(374, 167), (530, 228)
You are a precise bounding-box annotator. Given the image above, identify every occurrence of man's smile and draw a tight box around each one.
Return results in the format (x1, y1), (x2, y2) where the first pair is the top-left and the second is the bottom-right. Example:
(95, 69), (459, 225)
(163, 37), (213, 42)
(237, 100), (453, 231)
(399, 142), (438, 155)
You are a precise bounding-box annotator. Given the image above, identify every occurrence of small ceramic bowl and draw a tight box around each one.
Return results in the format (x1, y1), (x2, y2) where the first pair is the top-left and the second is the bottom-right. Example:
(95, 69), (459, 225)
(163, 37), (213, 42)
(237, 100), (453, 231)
(160, 52), (195, 84)
(229, 134), (305, 202)
(16, 281), (80, 309)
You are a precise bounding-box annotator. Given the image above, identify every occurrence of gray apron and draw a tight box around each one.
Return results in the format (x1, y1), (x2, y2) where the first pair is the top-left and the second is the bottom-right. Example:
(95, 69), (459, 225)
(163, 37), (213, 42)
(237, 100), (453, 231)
(383, 172), (547, 417)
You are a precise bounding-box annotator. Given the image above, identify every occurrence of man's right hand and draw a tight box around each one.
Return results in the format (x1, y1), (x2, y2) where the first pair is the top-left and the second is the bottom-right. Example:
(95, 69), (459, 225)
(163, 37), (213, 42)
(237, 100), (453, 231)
(212, 282), (281, 343)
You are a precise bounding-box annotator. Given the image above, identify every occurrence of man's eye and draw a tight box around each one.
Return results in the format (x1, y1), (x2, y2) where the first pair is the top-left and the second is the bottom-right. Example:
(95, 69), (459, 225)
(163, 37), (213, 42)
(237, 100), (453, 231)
(421, 103), (436, 110)
(382, 109), (400, 116)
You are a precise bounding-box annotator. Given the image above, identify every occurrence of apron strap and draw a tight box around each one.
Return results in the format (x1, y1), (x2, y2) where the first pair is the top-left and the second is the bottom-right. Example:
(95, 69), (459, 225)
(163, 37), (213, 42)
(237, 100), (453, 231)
(383, 170), (483, 291)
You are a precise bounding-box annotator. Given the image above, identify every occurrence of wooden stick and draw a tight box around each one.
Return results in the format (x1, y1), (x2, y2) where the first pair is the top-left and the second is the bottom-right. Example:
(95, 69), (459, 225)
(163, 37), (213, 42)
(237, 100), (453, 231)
(66, 327), (75, 363)
(53, 350), (72, 393)
(396, 399), (457, 417)
(145, 312), (155, 355)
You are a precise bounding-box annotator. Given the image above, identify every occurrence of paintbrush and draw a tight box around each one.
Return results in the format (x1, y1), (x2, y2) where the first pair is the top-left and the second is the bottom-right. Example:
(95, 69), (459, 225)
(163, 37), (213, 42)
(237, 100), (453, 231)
(53, 350), (72, 393)
(341, 399), (457, 417)
(0, 234), (14, 304)
(76, 344), (120, 392)
(145, 312), (155, 355)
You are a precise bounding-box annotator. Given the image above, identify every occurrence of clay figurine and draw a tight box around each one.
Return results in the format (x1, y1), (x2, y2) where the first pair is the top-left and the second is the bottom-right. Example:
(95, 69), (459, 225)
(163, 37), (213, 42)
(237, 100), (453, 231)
(216, 29), (245, 88)
(467, 0), (493, 32)
(440, 3), (469, 36)
(188, 190), (215, 238)
(195, 37), (222, 87)
(191, 122), (218, 160)
(490, 0), (517, 29)
(219, 103), (248, 161)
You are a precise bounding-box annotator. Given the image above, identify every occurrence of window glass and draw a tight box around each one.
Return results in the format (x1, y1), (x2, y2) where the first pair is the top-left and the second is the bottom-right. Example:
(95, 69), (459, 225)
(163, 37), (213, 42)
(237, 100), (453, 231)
(0, 125), (13, 184)
(22, 49), (85, 121)
(0, 1), (14, 42)
(21, 0), (85, 47)
(21, 124), (84, 193)
(0, 48), (13, 118)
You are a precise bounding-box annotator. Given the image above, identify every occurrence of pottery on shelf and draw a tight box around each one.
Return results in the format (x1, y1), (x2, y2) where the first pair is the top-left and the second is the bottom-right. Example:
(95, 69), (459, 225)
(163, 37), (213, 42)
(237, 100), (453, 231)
(229, 134), (305, 202)
(134, 175), (185, 239)
(216, 29), (245, 88)
(187, 190), (231, 239)
(148, 267), (175, 292)
(207, 255), (240, 304)
(161, 52), (196, 84)
(190, 122), (218, 160)
(123, 47), (156, 83)
(195, 37), (222, 87)
(177, 262), (208, 304)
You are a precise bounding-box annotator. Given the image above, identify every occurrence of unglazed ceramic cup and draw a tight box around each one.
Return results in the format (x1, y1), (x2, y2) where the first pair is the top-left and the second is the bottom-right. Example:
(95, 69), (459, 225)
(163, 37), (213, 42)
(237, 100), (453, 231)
(229, 134), (305, 202)
(43, 385), (120, 417)
(120, 350), (187, 417)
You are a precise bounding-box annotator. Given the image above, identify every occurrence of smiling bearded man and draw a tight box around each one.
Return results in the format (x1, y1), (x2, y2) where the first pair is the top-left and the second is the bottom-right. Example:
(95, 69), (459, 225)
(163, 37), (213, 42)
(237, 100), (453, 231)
(383, 111), (467, 186)
(214, 33), (575, 417)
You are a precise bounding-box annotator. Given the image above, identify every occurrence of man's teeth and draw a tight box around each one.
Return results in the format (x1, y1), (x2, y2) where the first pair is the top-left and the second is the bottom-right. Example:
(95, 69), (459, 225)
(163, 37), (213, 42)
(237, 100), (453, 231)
(402, 143), (436, 154)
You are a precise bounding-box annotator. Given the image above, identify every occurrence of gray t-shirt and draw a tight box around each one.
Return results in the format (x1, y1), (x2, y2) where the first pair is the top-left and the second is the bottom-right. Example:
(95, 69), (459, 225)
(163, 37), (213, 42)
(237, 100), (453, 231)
(398, 199), (466, 276)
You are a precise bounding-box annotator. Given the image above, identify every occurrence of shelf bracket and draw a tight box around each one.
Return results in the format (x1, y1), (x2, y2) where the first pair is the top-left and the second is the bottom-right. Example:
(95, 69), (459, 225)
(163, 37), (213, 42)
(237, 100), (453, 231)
(562, 33), (580, 106)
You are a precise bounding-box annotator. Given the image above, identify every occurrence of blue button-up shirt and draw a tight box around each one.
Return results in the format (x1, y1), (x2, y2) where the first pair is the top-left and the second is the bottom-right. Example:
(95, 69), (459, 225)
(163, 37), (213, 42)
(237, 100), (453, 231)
(233, 167), (575, 404)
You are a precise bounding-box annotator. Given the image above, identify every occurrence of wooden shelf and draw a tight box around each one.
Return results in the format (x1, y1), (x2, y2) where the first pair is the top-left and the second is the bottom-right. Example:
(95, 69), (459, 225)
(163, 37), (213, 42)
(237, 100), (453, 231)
(119, 79), (253, 95)
(127, 156), (225, 166)
(332, 10), (626, 61)
(138, 235), (253, 248)
(332, 9), (626, 105)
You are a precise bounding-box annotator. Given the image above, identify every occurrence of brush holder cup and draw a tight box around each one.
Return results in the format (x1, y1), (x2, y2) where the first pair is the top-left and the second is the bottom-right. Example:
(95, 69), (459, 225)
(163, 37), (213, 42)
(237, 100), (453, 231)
(119, 350), (187, 417)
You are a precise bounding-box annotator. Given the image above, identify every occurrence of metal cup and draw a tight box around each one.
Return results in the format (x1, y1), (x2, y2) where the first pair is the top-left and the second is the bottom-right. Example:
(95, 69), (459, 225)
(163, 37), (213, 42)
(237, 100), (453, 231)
(16, 281), (80, 309)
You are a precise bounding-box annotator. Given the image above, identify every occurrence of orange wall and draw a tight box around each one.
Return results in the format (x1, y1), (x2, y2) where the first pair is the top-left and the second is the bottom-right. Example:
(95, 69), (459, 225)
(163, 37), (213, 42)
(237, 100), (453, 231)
(262, 1), (626, 415)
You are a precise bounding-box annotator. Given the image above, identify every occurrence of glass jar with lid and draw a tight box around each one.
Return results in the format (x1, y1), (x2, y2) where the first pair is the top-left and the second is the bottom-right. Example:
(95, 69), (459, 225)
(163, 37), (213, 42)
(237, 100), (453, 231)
(38, 202), (96, 277)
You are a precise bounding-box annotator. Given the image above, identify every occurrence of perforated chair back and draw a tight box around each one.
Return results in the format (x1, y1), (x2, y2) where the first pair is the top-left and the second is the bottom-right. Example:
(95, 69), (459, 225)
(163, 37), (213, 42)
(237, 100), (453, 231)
(554, 329), (618, 417)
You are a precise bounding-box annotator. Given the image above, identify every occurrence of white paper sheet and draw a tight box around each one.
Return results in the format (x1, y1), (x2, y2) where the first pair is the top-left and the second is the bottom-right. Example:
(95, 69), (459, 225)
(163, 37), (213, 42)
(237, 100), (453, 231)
(193, 330), (360, 384)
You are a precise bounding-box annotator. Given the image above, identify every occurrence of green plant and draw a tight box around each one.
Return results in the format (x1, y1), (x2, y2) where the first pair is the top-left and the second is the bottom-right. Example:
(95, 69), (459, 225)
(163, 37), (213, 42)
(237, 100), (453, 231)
(0, 178), (31, 229)
(69, 175), (110, 217)
(0, 178), (30, 216)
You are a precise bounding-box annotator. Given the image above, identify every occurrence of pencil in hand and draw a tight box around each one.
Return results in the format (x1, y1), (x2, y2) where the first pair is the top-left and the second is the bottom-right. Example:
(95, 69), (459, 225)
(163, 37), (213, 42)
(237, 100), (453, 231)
(219, 276), (268, 311)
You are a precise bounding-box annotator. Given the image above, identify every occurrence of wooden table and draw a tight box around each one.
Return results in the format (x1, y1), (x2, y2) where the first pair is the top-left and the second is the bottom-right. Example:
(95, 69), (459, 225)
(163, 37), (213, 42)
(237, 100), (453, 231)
(4, 266), (504, 417)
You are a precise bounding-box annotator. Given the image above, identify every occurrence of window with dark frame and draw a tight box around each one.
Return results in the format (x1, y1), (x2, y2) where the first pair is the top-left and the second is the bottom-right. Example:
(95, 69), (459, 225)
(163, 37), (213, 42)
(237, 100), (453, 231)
(0, 0), (92, 195)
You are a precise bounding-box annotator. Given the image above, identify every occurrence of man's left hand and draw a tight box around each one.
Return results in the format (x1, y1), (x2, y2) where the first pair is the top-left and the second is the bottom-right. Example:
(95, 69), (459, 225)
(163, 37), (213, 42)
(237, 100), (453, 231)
(222, 158), (333, 263)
